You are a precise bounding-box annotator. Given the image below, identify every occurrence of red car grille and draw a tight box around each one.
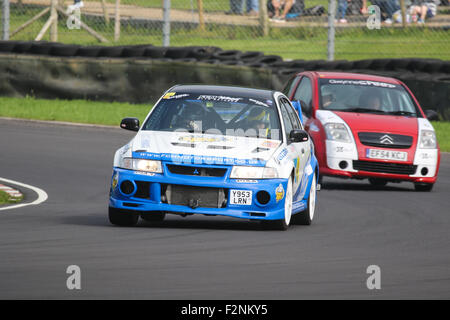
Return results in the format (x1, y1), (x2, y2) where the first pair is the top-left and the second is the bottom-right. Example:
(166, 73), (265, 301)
(353, 160), (417, 175)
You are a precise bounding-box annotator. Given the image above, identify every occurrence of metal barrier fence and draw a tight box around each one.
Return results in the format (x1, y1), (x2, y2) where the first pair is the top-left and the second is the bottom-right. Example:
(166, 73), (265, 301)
(1, 0), (450, 60)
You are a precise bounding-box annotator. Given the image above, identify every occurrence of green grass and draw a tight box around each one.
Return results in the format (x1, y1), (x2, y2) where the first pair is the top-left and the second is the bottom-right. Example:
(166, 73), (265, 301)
(0, 190), (22, 205)
(0, 97), (448, 151)
(0, 96), (151, 126)
(8, 5), (450, 60)
(432, 121), (450, 152)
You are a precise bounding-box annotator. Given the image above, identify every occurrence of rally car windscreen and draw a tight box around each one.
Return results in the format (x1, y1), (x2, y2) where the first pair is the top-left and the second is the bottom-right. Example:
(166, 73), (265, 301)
(319, 79), (421, 117)
(142, 93), (282, 140)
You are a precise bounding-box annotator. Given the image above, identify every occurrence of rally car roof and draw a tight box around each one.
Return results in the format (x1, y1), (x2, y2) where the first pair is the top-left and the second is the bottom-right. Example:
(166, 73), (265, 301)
(169, 85), (277, 100)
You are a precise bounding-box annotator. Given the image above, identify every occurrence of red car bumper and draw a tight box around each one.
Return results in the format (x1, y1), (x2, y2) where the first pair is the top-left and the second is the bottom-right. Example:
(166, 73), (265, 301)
(319, 163), (439, 184)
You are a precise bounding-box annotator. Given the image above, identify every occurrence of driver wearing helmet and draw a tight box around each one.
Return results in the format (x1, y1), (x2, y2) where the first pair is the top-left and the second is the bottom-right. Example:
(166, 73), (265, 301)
(173, 103), (206, 131)
(360, 91), (382, 111)
(246, 107), (269, 131)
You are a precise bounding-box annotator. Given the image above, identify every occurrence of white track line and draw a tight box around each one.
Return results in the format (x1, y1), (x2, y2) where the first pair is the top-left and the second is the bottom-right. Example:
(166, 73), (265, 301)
(0, 177), (48, 211)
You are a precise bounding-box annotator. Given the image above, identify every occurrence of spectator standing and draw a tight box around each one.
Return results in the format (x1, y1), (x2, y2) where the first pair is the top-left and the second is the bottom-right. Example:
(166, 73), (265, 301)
(247, 0), (259, 15)
(337, 0), (349, 23)
(226, 0), (245, 15)
(227, 0), (259, 15)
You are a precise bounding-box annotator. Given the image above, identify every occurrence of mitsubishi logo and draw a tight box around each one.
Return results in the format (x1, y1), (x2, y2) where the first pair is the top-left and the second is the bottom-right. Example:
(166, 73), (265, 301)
(380, 134), (394, 144)
(193, 168), (200, 175)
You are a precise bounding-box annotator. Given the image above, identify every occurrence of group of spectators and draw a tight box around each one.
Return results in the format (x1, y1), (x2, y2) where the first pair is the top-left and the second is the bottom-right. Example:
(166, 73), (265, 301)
(225, 0), (443, 25)
(361, 0), (441, 25)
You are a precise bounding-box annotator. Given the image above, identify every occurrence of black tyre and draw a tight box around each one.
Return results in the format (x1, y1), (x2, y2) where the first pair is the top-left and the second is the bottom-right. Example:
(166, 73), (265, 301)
(271, 60), (297, 68)
(414, 183), (434, 192)
(221, 60), (244, 66)
(108, 207), (139, 226)
(254, 55), (282, 66)
(386, 58), (411, 71)
(370, 59), (392, 70)
(369, 178), (388, 187)
(245, 62), (267, 68)
(303, 60), (327, 71)
(277, 68), (302, 77)
(187, 47), (215, 60)
(143, 46), (167, 58)
(422, 61), (444, 74)
(12, 41), (34, 53)
(141, 212), (166, 222)
(164, 47), (191, 59)
(49, 44), (80, 57)
(289, 59), (307, 68)
(98, 46), (124, 58)
(440, 62), (450, 74)
(240, 51), (264, 63)
(0, 40), (19, 53)
(76, 46), (102, 57)
(353, 59), (374, 70)
(212, 50), (242, 61)
(28, 42), (55, 55)
(121, 46), (151, 57)
(291, 173), (317, 226)
(336, 60), (354, 70)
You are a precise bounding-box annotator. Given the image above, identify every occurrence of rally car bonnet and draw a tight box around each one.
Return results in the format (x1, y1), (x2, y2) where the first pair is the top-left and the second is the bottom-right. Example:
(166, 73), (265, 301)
(131, 130), (282, 163)
(332, 111), (418, 136)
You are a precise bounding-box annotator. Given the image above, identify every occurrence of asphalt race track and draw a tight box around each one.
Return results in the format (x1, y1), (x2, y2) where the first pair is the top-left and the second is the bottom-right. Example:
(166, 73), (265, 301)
(0, 118), (449, 299)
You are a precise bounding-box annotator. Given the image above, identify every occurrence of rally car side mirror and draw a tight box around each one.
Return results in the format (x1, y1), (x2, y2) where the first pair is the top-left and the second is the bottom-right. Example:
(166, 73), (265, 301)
(289, 129), (309, 143)
(425, 109), (439, 121)
(120, 118), (140, 131)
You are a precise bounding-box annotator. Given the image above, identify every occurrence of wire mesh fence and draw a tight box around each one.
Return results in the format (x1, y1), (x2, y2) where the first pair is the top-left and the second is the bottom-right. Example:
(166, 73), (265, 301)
(1, 0), (450, 60)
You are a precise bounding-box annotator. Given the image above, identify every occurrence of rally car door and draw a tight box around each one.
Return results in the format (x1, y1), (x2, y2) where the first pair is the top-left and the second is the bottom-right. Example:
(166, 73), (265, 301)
(279, 97), (310, 192)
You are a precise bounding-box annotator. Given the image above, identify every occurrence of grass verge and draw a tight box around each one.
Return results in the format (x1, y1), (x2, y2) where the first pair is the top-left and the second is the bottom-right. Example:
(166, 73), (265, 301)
(0, 190), (23, 205)
(432, 121), (450, 153)
(0, 97), (151, 126)
(0, 97), (448, 151)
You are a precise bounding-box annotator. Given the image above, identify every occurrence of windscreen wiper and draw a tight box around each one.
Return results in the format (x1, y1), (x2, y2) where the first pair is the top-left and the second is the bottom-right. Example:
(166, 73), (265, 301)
(331, 108), (387, 114)
(385, 111), (416, 116)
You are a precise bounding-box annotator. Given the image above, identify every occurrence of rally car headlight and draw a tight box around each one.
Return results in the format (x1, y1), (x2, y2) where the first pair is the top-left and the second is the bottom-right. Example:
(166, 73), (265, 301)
(121, 158), (163, 173)
(324, 123), (351, 143)
(419, 130), (437, 149)
(230, 166), (279, 179)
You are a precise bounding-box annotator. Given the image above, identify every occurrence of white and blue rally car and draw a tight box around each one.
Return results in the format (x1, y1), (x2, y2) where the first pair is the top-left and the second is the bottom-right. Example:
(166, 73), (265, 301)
(109, 85), (319, 230)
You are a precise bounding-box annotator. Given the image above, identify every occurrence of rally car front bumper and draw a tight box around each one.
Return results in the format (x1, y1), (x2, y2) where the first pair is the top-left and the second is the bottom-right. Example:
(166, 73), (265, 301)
(109, 167), (302, 221)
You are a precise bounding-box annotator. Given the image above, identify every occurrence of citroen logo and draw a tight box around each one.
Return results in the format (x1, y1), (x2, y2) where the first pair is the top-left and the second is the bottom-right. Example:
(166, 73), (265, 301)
(380, 134), (394, 144)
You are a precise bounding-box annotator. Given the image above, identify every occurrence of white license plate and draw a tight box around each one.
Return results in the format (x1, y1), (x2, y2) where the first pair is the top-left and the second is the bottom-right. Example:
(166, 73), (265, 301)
(230, 190), (252, 205)
(366, 149), (408, 161)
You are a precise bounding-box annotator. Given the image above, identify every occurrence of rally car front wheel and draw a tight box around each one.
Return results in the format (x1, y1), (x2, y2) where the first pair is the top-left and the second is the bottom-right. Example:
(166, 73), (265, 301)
(109, 207), (139, 227)
(291, 172), (317, 226)
(262, 177), (293, 231)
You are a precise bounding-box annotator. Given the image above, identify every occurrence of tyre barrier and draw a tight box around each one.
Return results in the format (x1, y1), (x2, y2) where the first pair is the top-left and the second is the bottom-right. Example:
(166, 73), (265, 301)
(0, 41), (448, 119)
(2, 40), (448, 76)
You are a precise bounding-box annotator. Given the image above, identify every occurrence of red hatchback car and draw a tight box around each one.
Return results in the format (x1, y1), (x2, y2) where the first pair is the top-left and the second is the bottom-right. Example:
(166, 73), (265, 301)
(284, 72), (440, 191)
